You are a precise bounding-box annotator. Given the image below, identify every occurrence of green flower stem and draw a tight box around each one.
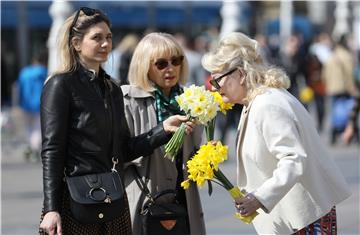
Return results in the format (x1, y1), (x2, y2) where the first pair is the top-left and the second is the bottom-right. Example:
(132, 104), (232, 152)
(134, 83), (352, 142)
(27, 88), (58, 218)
(214, 168), (233, 191)
(205, 118), (216, 141)
(164, 123), (186, 161)
(210, 179), (226, 188)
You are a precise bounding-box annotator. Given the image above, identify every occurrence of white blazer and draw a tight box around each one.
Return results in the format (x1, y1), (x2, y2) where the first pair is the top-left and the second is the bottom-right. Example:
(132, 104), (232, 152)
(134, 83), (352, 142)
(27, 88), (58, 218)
(236, 88), (351, 234)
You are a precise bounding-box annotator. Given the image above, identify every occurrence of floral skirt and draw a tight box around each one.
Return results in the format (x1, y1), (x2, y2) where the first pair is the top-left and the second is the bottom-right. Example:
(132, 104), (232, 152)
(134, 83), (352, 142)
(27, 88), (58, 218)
(293, 207), (337, 235)
(38, 186), (132, 235)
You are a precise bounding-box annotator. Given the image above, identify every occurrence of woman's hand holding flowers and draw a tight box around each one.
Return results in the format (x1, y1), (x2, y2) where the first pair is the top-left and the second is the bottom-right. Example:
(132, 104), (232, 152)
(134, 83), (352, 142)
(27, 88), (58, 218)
(235, 193), (263, 217)
(163, 115), (195, 135)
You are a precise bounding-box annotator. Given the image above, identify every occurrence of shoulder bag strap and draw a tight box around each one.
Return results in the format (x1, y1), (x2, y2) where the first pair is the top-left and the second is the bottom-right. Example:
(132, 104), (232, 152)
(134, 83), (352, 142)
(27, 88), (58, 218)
(131, 158), (153, 200)
(105, 80), (119, 171)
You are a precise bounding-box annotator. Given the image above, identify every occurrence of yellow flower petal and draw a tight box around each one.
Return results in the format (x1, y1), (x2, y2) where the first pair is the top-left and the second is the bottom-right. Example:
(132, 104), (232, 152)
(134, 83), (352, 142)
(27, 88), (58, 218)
(181, 180), (190, 189)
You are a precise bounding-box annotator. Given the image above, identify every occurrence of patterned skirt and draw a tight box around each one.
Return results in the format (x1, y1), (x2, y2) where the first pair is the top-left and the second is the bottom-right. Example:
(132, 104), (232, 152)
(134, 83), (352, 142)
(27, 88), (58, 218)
(38, 186), (132, 235)
(293, 207), (337, 235)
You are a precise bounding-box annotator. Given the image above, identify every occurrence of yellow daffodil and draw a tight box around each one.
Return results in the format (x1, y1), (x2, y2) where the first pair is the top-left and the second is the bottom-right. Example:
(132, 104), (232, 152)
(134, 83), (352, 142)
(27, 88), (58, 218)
(181, 180), (190, 189)
(165, 85), (220, 161)
(182, 140), (258, 224)
(211, 91), (234, 114)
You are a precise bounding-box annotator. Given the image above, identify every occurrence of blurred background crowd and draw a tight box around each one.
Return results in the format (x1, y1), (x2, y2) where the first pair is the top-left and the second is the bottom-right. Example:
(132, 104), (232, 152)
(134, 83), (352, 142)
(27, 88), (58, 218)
(1, 1), (359, 234)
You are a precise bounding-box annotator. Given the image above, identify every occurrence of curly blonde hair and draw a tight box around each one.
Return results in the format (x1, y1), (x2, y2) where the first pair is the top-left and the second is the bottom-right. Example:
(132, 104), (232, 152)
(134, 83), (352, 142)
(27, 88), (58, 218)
(201, 32), (290, 102)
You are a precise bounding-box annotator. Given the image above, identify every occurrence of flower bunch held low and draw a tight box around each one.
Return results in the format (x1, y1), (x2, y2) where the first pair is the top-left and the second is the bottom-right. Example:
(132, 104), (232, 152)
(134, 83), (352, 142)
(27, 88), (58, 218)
(164, 85), (219, 161)
(181, 141), (258, 224)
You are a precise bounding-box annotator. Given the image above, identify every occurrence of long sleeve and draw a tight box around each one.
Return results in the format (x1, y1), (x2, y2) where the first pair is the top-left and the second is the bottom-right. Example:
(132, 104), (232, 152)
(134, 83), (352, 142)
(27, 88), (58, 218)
(252, 104), (307, 212)
(40, 76), (69, 213)
(116, 85), (171, 163)
(121, 117), (171, 162)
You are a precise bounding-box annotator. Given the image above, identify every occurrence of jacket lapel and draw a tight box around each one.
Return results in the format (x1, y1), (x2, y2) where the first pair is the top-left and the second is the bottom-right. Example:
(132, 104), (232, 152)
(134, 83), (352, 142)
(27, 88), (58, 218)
(235, 102), (253, 187)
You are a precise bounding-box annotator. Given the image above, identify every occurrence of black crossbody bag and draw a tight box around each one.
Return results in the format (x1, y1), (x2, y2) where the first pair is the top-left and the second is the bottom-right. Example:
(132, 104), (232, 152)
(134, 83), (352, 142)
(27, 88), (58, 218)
(132, 161), (189, 235)
(65, 80), (125, 224)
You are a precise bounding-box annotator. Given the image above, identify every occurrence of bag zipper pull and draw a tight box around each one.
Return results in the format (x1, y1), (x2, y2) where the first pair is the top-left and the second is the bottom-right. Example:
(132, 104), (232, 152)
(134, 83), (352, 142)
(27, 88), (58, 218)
(104, 99), (108, 109)
(111, 157), (119, 172)
(104, 195), (112, 203)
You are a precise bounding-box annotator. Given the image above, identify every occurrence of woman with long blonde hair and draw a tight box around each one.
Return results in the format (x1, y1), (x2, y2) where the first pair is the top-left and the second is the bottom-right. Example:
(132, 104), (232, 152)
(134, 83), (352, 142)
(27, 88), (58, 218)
(39, 8), (193, 235)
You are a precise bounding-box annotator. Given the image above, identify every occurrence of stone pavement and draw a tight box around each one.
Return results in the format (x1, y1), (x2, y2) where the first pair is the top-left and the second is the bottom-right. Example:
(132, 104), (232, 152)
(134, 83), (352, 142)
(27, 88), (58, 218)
(1, 107), (359, 235)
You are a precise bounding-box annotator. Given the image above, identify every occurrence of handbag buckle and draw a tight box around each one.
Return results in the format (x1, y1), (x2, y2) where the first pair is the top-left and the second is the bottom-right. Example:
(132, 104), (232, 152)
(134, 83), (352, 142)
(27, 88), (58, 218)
(89, 187), (108, 202)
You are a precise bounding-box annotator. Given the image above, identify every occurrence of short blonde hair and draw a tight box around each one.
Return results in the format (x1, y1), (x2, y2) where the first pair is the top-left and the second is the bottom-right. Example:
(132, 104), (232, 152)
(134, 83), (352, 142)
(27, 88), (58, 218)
(202, 32), (290, 102)
(128, 32), (188, 92)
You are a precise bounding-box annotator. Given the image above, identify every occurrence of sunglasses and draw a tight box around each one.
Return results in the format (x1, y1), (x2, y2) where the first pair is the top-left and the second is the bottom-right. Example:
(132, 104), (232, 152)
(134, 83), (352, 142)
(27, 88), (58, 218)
(154, 56), (184, 70)
(210, 68), (237, 90)
(69, 7), (99, 45)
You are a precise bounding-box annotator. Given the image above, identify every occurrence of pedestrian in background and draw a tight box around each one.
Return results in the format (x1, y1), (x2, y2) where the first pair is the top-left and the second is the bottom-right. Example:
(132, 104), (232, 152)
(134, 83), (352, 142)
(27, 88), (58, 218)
(103, 33), (139, 84)
(39, 8), (192, 235)
(304, 32), (332, 132)
(342, 94), (360, 144)
(122, 32), (206, 235)
(17, 50), (48, 161)
(1, 52), (11, 107)
(118, 33), (139, 85)
(342, 51), (360, 144)
(175, 33), (206, 87)
(322, 34), (357, 144)
(277, 34), (305, 100)
(202, 32), (351, 234)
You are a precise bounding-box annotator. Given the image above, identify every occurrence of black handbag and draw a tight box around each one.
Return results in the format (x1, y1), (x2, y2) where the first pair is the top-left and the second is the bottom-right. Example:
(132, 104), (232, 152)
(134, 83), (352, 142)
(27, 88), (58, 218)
(65, 162), (125, 224)
(132, 164), (189, 235)
(141, 189), (189, 235)
(65, 80), (125, 224)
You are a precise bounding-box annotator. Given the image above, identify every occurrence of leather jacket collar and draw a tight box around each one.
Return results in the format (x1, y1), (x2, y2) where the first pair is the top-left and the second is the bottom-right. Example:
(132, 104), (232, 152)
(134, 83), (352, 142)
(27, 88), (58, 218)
(77, 63), (111, 83)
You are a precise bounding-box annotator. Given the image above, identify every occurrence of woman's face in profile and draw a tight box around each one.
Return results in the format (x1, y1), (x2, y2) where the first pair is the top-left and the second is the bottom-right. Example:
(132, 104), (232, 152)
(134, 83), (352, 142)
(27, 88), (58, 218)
(212, 68), (247, 105)
(148, 52), (182, 96)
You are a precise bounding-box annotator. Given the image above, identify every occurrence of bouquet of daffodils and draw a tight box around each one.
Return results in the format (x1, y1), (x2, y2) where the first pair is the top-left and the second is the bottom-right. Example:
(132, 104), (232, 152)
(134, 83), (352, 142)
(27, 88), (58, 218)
(181, 141), (258, 224)
(164, 85), (219, 161)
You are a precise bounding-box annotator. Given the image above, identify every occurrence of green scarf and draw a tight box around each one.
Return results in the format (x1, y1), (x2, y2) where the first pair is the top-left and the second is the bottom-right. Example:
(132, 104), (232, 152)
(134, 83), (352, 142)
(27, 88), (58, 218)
(154, 85), (184, 123)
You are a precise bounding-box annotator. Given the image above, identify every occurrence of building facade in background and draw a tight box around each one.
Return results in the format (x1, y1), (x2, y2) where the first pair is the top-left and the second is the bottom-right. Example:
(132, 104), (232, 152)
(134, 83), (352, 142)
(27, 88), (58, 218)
(1, 1), (358, 106)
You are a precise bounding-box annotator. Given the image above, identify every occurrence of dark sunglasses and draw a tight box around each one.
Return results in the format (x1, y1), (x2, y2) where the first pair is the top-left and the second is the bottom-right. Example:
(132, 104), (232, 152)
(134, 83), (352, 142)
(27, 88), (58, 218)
(154, 56), (184, 70)
(69, 7), (99, 45)
(210, 68), (237, 90)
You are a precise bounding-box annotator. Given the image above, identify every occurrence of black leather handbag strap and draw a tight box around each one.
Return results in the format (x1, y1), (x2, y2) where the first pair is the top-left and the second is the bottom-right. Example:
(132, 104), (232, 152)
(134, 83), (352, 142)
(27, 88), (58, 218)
(132, 161), (179, 205)
(105, 80), (119, 170)
(131, 160), (153, 200)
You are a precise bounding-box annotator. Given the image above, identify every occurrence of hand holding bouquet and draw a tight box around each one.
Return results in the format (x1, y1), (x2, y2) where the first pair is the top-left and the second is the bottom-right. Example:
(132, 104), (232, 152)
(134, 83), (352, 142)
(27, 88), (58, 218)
(181, 141), (258, 224)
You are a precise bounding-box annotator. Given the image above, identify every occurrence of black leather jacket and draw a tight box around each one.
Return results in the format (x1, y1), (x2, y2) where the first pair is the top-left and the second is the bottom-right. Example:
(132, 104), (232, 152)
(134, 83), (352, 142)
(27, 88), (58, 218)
(41, 65), (171, 213)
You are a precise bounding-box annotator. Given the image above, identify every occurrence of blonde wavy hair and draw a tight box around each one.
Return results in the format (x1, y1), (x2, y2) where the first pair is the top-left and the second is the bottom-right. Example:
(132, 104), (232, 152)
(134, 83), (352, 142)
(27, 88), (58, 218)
(51, 9), (110, 77)
(128, 32), (189, 92)
(201, 32), (290, 102)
